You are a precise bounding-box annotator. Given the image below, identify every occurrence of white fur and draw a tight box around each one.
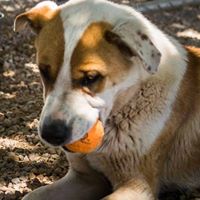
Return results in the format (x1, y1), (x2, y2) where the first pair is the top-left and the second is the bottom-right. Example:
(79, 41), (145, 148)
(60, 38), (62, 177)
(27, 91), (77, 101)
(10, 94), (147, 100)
(34, 1), (57, 10)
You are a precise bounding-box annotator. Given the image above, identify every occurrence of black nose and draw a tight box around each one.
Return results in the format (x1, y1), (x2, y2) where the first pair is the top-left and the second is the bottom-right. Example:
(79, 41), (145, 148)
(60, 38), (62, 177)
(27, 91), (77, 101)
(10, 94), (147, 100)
(40, 117), (72, 146)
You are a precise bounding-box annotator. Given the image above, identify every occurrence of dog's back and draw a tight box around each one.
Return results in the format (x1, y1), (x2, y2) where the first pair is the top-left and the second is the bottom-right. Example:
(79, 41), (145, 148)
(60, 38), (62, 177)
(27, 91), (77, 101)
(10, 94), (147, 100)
(158, 46), (200, 188)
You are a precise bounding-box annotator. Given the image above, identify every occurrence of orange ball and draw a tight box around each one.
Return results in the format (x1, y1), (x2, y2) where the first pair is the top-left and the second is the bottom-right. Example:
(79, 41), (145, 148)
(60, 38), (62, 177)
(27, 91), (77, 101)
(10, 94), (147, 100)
(65, 120), (104, 153)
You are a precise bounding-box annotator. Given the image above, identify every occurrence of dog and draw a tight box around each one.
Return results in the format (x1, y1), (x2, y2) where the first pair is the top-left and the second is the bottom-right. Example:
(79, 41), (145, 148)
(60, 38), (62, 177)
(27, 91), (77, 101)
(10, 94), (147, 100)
(14, 0), (200, 199)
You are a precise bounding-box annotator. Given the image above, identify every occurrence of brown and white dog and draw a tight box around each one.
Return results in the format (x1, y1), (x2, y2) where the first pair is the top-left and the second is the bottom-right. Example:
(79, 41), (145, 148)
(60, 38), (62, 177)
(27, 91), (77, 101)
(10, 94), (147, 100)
(14, 0), (200, 199)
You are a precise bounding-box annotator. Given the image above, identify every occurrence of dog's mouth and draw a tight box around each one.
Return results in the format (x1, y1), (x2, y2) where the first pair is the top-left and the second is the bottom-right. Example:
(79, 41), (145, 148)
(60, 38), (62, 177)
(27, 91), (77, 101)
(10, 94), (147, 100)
(62, 145), (72, 152)
(39, 113), (99, 147)
(61, 119), (104, 154)
(61, 131), (88, 153)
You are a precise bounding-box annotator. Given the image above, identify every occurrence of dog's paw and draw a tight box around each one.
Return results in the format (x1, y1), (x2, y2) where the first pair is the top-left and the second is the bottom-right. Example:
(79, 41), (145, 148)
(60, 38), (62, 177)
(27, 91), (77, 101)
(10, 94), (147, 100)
(22, 191), (42, 200)
(22, 193), (38, 200)
(22, 185), (49, 200)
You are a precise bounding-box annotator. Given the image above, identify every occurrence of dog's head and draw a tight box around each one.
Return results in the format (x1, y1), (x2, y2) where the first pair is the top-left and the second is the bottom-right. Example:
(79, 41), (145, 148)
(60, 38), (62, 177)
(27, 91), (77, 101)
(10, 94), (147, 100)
(14, 0), (161, 148)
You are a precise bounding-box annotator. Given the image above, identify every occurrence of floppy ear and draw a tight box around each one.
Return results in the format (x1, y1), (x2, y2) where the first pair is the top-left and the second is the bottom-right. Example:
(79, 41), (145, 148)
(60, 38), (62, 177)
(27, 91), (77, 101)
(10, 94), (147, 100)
(14, 1), (58, 33)
(104, 19), (161, 74)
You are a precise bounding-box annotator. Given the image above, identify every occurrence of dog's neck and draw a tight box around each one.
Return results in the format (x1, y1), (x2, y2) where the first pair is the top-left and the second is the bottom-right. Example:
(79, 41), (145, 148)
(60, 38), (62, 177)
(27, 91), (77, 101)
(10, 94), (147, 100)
(108, 84), (141, 119)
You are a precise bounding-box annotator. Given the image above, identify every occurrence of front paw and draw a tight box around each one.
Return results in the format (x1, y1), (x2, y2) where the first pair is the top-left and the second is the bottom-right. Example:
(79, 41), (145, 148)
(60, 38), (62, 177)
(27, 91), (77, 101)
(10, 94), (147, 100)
(22, 185), (48, 200)
(22, 192), (39, 200)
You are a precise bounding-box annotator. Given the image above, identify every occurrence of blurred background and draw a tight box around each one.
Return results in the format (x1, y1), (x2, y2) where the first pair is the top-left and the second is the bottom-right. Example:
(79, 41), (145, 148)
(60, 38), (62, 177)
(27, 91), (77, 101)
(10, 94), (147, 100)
(0, 0), (200, 199)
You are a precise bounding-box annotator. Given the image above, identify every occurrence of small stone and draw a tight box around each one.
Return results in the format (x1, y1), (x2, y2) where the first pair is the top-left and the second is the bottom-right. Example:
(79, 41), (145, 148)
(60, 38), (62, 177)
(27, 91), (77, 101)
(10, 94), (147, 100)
(29, 153), (40, 161)
(43, 153), (50, 158)
(18, 155), (24, 161)
(29, 173), (36, 180)
(23, 156), (29, 162)
(13, 184), (21, 191)
(20, 182), (27, 188)
(48, 148), (56, 154)
(7, 182), (13, 188)
(9, 152), (16, 160)
(11, 178), (20, 184)
(51, 154), (59, 159)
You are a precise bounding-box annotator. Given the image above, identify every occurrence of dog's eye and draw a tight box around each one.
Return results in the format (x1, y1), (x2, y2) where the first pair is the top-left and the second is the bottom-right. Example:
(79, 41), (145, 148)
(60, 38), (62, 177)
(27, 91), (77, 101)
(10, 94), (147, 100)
(39, 64), (51, 82)
(81, 72), (102, 87)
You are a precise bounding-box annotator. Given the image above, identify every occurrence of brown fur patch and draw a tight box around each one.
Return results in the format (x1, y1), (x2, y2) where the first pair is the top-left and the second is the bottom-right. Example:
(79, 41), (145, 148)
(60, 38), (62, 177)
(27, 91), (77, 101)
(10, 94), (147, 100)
(34, 8), (64, 97)
(104, 30), (135, 57)
(15, 3), (60, 33)
(148, 46), (200, 187)
(70, 22), (132, 94)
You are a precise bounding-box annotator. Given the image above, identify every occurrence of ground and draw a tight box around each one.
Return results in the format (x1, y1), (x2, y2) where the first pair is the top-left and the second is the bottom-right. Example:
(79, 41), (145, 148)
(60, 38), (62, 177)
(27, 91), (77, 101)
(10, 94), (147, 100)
(0, 0), (200, 199)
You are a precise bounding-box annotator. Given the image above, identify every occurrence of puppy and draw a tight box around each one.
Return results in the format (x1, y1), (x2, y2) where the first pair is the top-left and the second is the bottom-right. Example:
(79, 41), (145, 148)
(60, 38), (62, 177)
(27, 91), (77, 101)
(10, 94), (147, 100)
(14, 0), (200, 199)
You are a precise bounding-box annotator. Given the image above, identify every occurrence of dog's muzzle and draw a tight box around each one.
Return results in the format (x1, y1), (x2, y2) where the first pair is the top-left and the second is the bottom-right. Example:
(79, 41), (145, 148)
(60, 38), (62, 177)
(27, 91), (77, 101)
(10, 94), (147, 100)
(39, 91), (102, 147)
(39, 117), (72, 146)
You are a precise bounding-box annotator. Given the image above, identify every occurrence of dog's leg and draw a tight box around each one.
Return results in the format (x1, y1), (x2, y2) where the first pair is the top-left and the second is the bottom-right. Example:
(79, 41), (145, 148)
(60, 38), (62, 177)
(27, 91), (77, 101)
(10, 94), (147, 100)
(102, 177), (155, 200)
(23, 168), (111, 200)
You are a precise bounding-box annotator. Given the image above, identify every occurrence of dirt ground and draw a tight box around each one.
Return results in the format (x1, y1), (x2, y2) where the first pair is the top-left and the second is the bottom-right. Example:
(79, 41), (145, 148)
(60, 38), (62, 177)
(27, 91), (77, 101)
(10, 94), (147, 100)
(0, 0), (200, 200)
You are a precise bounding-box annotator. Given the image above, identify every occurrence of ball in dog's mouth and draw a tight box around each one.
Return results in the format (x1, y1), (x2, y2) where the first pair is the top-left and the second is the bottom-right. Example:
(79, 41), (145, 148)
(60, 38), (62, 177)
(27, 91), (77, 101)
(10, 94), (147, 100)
(63, 120), (104, 154)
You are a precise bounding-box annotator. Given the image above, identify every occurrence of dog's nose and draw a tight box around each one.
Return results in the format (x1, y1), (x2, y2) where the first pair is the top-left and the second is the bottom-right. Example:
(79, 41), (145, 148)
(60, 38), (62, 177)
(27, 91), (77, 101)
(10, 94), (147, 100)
(40, 117), (72, 146)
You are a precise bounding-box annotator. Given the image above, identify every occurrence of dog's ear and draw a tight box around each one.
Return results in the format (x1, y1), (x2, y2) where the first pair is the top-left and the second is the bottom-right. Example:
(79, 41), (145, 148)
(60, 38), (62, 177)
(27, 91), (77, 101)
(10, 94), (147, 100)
(14, 1), (58, 33)
(104, 20), (161, 74)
